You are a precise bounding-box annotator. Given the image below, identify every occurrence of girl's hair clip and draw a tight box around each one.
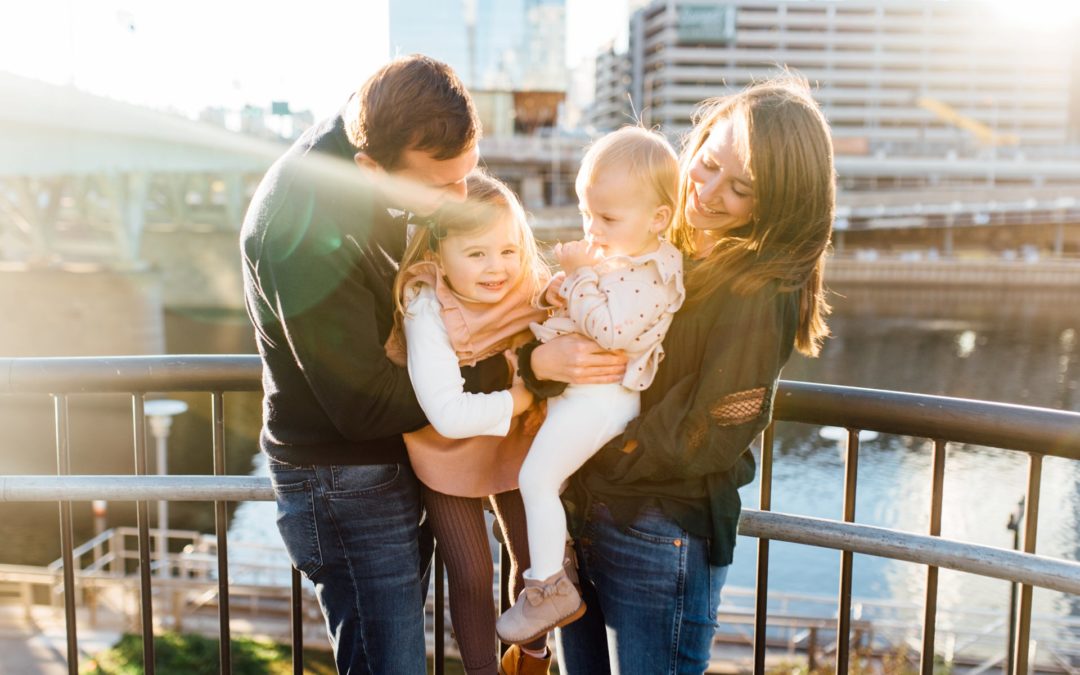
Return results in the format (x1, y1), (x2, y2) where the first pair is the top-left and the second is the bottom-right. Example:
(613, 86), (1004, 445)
(408, 212), (447, 241)
(428, 221), (449, 241)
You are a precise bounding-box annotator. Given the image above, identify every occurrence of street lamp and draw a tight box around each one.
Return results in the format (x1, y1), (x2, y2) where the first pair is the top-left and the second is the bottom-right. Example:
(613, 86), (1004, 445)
(145, 398), (188, 578)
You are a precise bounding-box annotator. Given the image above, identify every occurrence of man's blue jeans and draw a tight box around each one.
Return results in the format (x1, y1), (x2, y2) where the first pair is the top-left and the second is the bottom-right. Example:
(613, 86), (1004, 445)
(555, 503), (728, 675)
(268, 458), (432, 674)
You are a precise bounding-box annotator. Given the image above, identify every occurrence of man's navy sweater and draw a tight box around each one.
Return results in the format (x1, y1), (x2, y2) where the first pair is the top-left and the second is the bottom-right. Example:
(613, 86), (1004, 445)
(240, 109), (426, 466)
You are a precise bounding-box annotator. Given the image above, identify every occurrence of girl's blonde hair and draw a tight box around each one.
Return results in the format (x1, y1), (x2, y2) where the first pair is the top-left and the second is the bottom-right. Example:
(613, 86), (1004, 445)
(667, 76), (835, 357)
(393, 170), (548, 331)
(577, 126), (679, 212)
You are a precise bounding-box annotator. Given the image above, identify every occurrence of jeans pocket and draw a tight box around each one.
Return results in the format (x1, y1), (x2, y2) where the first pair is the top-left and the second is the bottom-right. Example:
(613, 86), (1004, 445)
(327, 463), (401, 497)
(623, 506), (686, 546)
(273, 480), (323, 579)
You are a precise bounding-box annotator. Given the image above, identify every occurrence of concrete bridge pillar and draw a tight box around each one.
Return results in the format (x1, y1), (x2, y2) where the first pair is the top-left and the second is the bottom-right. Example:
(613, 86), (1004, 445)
(224, 174), (245, 229)
(104, 173), (150, 262)
(0, 264), (164, 356)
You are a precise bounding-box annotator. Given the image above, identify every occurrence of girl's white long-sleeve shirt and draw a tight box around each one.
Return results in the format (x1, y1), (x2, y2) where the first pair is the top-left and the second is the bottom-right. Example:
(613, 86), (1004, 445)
(403, 285), (514, 439)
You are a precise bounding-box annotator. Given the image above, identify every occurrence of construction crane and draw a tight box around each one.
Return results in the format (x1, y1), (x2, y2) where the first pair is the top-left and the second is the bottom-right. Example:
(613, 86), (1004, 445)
(916, 96), (1021, 146)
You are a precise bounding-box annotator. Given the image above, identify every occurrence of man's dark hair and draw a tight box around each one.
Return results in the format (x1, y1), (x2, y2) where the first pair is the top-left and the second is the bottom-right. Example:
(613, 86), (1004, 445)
(346, 54), (481, 170)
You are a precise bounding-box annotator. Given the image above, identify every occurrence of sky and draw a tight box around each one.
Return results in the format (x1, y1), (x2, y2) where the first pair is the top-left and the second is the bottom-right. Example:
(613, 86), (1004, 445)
(0, 0), (1076, 121)
(0, 0), (627, 120)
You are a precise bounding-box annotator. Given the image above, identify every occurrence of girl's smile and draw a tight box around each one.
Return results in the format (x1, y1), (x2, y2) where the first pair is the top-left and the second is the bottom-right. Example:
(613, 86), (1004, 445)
(436, 214), (523, 305)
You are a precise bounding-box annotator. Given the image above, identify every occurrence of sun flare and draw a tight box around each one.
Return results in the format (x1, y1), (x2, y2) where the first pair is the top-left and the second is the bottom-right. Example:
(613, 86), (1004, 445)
(981, 0), (1080, 28)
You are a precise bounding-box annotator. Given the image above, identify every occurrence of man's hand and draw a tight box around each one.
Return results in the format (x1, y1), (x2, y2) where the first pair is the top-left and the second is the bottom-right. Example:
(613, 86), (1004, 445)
(554, 240), (603, 273)
(505, 349), (534, 415)
(531, 334), (627, 385)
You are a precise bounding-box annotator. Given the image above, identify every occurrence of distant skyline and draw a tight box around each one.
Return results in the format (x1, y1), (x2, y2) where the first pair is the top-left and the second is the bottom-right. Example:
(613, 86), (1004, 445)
(1, 0), (1075, 121)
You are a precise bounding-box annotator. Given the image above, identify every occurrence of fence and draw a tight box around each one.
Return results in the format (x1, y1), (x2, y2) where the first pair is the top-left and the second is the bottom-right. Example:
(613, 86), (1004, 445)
(1, 355), (1079, 674)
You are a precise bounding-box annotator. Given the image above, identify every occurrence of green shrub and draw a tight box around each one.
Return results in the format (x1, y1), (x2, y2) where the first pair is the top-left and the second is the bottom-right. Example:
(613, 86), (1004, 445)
(82, 632), (468, 675)
(81, 633), (335, 675)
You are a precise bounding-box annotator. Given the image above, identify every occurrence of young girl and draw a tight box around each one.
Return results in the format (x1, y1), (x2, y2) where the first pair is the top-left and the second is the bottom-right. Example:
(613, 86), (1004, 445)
(495, 127), (684, 645)
(387, 171), (553, 674)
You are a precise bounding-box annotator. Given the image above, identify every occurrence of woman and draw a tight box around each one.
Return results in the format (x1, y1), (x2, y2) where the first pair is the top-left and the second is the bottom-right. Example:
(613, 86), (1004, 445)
(518, 76), (835, 674)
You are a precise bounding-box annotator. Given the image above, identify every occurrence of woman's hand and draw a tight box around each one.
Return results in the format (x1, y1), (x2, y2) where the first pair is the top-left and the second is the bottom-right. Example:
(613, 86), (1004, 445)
(530, 334), (627, 384)
(554, 240), (603, 273)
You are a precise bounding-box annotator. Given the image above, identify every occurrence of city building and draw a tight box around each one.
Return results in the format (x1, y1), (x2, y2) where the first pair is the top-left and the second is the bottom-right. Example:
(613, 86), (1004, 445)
(389, 0), (567, 92)
(390, 0), (569, 138)
(590, 0), (1079, 158)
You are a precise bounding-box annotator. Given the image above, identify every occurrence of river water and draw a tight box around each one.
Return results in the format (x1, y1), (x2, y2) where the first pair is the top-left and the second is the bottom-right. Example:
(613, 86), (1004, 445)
(1, 284), (1077, 654)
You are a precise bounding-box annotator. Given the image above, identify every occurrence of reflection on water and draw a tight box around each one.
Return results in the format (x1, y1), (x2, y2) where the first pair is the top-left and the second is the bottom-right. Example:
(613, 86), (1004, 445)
(727, 285), (1080, 646)
(1, 285), (1077, 640)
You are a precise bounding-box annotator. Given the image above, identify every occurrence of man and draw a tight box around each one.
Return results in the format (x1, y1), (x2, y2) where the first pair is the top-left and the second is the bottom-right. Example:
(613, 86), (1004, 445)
(240, 55), (479, 673)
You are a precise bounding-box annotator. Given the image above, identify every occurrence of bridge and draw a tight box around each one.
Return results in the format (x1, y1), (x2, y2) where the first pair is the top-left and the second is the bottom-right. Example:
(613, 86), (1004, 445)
(4, 72), (1080, 269)
(0, 72), (283, 266)
(2, 72), (1080, 358)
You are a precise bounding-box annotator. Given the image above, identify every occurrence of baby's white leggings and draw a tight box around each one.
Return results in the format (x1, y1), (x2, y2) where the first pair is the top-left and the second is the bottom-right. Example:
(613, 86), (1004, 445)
(518, 382), (640, 579)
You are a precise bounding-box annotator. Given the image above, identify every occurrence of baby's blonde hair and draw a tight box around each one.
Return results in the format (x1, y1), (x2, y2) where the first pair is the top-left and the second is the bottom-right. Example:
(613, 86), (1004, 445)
(393, 170), (549, 331)
(576, 126), (679, 213)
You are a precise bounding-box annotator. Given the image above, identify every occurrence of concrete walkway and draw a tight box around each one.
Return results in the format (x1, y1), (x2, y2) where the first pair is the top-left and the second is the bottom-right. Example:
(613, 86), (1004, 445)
(0, 605), (120, 674)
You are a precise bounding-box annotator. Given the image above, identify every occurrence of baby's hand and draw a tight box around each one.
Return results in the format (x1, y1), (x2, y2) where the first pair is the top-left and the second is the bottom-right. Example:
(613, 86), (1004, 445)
(554, 240), (603, 273)
(542, 271), (567, 308)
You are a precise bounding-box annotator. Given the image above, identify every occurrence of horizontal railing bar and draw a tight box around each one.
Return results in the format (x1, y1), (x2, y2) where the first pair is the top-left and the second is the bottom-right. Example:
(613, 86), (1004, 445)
(0, 476), (273, 502)
(3, 356), (1078, 460)
(719, 588), (1080, 626)
(1, 356), (1077, 454)
(5, 475), (1079, 595)
(739, 510), (1080, 596)
(0, 356), (261, 393)
(774, 381), (1080, 460)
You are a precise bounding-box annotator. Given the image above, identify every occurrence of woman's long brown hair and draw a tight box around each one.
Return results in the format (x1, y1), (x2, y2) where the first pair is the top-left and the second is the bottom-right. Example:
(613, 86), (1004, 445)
(667, 76), (835, 357)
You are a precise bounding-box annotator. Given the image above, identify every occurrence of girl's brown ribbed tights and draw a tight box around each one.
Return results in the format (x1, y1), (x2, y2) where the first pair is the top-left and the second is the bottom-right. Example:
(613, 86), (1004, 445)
(422, 487), (547, 675)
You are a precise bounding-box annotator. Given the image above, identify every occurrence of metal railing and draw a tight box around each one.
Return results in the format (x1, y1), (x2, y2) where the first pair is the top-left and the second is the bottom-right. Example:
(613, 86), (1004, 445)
(1, 355), (1079, 674)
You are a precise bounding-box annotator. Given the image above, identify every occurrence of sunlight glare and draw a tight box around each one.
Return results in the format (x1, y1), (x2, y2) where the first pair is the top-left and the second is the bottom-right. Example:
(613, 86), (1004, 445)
(981, 0), (1080, 28)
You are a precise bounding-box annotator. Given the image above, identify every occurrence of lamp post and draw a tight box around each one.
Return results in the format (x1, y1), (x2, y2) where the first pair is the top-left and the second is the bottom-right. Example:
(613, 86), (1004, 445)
(144, 399), (188, 578)
(91, 499), (108, 573)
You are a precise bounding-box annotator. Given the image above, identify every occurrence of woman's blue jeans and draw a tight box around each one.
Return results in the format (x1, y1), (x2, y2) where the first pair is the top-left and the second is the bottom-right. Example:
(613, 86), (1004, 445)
(555, 503), (728, 675)
(268, 458), (432, 675)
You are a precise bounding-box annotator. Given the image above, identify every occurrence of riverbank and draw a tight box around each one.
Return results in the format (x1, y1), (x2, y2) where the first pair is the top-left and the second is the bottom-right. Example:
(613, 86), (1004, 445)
(827, 255), (1080, 288)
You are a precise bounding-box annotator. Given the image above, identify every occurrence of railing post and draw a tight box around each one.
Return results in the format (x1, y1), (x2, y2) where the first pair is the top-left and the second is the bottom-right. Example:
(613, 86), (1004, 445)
(131, 394), (156, 674)
(835, 429), (860, 674)
(921, 439), (947, 674)
(753, 423), (775, 675)
(434, 550), (445, 675)
(54, 394), (79, 675)
(499, 541), (511, 660)
(291, 567), (303, 675)
(212, 392), (232, 675)
(1012, 453), (1043, 675)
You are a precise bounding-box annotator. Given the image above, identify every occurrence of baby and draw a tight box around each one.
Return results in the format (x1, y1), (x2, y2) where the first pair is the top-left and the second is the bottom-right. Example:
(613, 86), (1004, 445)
(497, 126), (684, 645)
